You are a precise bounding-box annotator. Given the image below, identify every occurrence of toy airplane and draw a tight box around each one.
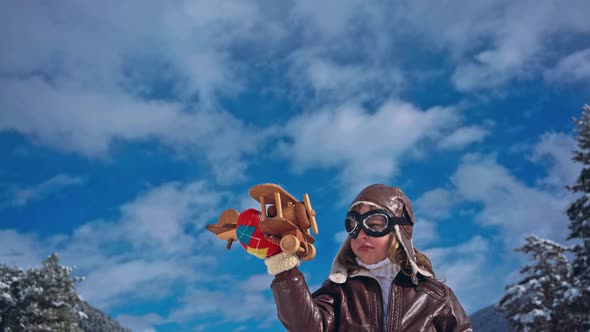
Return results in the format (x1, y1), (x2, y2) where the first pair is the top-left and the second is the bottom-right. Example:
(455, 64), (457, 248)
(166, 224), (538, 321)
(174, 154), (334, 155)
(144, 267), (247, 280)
(249, 183), (318, 261)
(206, 183), (319, 261)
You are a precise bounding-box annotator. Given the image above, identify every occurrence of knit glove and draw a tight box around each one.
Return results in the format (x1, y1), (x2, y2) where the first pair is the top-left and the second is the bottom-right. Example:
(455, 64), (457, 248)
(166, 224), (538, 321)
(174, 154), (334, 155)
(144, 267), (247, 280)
(264, 252), (301, 275)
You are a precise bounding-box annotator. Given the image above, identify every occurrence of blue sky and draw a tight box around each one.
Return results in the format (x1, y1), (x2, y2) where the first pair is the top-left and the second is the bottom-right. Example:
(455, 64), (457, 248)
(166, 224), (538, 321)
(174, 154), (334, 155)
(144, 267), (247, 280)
(1, 1), (589, 331)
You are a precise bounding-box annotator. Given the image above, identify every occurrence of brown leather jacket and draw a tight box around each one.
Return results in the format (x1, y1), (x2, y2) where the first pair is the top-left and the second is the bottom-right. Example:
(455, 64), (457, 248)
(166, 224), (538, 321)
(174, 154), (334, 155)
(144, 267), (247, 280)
(271, 267), (473, 332)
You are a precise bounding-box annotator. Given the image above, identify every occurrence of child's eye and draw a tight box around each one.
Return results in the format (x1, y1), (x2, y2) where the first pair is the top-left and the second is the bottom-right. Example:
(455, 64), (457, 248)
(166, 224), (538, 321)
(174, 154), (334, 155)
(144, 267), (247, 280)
(365, 216), (387, 230)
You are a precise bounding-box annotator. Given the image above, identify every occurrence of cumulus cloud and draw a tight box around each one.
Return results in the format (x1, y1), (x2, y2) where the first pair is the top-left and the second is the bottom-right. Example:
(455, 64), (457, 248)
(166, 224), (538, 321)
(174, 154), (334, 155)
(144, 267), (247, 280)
(424, 236), (493, 313)
(0, 77), (270, 183)
(1, 1), (588, 188)
(169, 287), (276, 324)
(446, 0), (590, 91)
(415, 188), (457, 220)
(412, 218), (438, 248)
(77, 259), (194, 309)
(279, 100), (465, 195)
(116, 313), (163, 332)
(545, 48), (590, 84)
(451, 154), (572, 245)
(289, 52), (405, 104)
(529, 131), (580, 189)
(2, 181), (230, 313)
(11, 173), (84, 207)
(0, 2), (281, 184)
(237, 274), (274, 292)
(0, 230), (45, 268)
(289, 0), (590, 92)
(438, 126), (489, 150)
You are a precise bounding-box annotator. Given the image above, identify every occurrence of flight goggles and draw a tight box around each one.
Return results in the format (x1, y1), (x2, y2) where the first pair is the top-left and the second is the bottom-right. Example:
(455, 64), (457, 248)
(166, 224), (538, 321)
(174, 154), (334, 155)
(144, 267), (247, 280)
(345, 209), (412, 239)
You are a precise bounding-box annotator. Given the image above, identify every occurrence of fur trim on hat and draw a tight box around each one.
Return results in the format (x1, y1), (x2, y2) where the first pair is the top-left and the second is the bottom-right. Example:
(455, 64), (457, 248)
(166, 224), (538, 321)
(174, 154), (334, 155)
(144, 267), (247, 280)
(349, 200), (384, 211)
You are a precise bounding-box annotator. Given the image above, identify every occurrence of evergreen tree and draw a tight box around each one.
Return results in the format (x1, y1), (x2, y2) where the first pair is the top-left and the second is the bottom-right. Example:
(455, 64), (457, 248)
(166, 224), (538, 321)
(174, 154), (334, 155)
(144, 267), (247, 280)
(0, 264), (24, 331)
(566, 104), (590, 329)
(0, 254), (84, 332)
(498, 235), (574, 332)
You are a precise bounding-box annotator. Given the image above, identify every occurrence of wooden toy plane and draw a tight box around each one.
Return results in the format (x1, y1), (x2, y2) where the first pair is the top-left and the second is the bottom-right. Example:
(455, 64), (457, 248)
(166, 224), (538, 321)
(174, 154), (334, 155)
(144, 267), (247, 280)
(249, 183), (319, 261)
(205, 209), (239, 250)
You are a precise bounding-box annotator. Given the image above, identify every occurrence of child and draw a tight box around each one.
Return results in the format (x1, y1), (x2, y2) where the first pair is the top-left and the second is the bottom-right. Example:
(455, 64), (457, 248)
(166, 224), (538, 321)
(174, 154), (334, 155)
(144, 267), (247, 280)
(264, 184), (473, 331)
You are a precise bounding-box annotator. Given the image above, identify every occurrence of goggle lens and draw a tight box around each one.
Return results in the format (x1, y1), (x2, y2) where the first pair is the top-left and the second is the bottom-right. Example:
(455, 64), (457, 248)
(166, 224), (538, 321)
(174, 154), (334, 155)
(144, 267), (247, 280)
(345, 218), (358, 233)
(345, 210), (394, 238)
(364, 215), (388, 232)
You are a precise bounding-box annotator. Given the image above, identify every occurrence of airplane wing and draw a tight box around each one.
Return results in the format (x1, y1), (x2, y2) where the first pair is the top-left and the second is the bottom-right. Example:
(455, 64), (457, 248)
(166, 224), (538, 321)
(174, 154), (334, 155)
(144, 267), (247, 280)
(249, 183), (298, 208)
(206, 209), (239, 241)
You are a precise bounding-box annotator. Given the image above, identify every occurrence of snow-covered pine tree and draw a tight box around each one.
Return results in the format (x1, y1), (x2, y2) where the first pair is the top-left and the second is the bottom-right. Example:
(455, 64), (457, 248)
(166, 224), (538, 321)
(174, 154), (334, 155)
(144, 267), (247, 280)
(498, 235), (574, 332)
(0, 264), (24, 331)
(566, 104), (590, 329)
(0, 254), (85, 332)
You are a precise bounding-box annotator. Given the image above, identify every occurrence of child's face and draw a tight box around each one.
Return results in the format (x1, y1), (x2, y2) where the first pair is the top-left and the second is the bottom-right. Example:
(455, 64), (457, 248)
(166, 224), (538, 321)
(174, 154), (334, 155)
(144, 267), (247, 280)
(351, 204), (391, 265)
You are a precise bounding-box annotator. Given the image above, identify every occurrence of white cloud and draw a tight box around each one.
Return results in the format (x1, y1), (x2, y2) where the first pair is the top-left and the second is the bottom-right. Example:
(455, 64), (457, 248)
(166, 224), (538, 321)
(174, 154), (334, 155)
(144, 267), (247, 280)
(289, 53), (405, 104)
(445, 0), (590, 91)
(60, 181), (229, 310)
(238, 274), (274, 292)
(0, 77), (271, 183)
(280, 100), (462, 194)
(12, 173), (84, 207)
(0, 2), (269, 100)
(424, 236), (493, 313)
(0, 230), (44, 268)
(438, 126), (489, 150)
(0, 2), (282, 184)
(119, 181), (225, 253)
(529, 131), (580, 188)
(452, 154), (571, 244)
(169, 287), (277, 323)
(116, 313), (163, 332)
(545, 48), (590, 84)
(1, 180), (229, 317)
(1, 1), (588, 190)
(415, 188), (457, 220)
(78, 259), (192, 309)
(290, 0), (361, 41)
(369, 0), (590, 91)
(412, 218), (438, 248)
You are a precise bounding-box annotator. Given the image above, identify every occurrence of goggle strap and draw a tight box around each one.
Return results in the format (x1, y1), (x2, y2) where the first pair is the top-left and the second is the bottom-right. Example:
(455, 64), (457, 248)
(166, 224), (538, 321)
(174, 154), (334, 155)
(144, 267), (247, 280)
(390, 216), (412, 226)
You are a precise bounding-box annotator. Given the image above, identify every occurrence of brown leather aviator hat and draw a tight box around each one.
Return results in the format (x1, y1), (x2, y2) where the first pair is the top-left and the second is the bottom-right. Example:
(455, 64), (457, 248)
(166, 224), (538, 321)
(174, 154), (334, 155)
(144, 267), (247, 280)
(349, 184), (428, 278)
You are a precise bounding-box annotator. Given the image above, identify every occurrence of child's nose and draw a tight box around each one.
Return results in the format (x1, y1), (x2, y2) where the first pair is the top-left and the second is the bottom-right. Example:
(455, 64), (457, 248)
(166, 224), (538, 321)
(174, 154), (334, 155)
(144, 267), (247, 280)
(358, 228), (369, 239)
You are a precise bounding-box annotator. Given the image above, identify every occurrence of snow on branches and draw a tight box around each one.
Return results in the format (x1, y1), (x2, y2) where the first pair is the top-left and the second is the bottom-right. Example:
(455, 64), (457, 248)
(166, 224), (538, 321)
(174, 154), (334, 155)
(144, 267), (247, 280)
(0, 253), (84, 332)
(498, 235), (573, 332)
